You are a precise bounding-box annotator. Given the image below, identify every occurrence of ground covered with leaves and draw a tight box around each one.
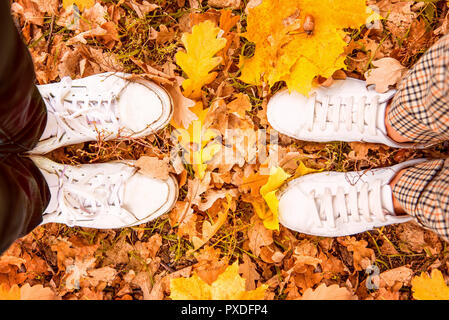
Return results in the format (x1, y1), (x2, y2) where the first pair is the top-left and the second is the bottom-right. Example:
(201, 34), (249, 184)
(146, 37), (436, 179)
(2, 0), (449, 300)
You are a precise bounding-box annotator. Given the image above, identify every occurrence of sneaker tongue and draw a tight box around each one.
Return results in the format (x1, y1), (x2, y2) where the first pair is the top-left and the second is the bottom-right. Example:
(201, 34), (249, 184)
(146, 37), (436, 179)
(376, 88), (397, 136)
(381, 184), (395, 215)
(376, 100), (389, 136)
(40, 111), (58, 141)
(40, 170), (59, 213)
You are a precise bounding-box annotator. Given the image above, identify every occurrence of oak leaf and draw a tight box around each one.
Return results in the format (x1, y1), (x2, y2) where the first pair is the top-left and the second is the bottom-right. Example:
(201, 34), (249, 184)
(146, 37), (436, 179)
(135, 156), (170, 180)
(248, 215), (274, 257)
(190, 194), (232, 252)
(338, 237), (375, 271)
(301, 283), (356, 300)
(239, 254), (261, 290)
(227, 93), (253, 118)
(365, 58), (406, 93)
(0, 283), (58, 300)
(173, 102), (221, 179)
(170, 262), (267, 300)
(193, 246), (229, 285)
(175, 20), (227, 99)
(166, 77), (198, 130)
(379, 266), (414, 288)
(412, 269), (449, 300)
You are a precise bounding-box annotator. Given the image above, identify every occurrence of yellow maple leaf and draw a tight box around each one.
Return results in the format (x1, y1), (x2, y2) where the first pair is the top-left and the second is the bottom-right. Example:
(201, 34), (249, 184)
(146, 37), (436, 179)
(239, 0), (370, 95)
(175, 20), (227, 99)
(412, 269), (449, 300)
(62, 0), (95, 11)
(170, 262), (267, 300)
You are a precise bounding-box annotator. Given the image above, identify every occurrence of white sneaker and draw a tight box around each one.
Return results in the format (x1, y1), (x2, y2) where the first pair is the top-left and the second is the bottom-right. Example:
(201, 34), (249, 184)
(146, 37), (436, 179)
(31, 156), (178, 229)
(267, 78), (417, 148)
(277, 159), (426, 237)
(31, 72), (173, 154)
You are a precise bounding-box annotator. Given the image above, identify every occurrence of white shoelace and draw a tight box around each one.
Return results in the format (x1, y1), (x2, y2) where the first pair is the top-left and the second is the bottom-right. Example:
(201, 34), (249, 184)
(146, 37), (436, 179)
(41, 77), (120, 144)
(305, 94), (380, 135)
(53, 167), (138, 227)
(309, 179), (387, 229)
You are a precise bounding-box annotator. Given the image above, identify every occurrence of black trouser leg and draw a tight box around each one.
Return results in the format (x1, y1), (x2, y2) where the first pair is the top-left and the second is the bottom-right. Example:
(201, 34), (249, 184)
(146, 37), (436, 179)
(0, 2), (50, 255)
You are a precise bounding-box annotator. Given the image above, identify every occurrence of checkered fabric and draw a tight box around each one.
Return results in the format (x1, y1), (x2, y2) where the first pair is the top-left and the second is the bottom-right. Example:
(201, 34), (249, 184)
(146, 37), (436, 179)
(388, 34), (449, 145)
(392, 159), (449, 241)
(388, 34), (449, 241)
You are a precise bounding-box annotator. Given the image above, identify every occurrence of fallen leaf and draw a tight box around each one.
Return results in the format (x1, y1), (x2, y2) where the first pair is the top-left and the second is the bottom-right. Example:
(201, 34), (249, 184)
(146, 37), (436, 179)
(338, 237), (375, 271)
(193, 246), (228, 285)
(412, 269), (449, 300)
(169, 201), (198, 239)
(239, 254), (261, 290)
(19, 284), (59, 300)
(247, 215), (273, 257)
(258, 166), (291, 230)
(85, 267), (117, 288)
(240, 0), (370, 95)
(364, 58), (406, 93)
(167, 81), (198, 129)
(191, 194), (232, 251)
(170, 262), (267, 300)
(0, 283), (59, 300)
(208, 0), (241, 10)
(62, 0), (94, 11)
(0, 284), (21, 300)
(227, 93), (253, 118)
(135, 156), (170, 180)
(175, 20), (227, 99)
(396, 222), (442, 255)
(301, 283), (356, 300)
(380, 266), (414, 288)
(149, 25), (176, 44)
(127, 0), (159, 19)
(173, 102), (221, 179)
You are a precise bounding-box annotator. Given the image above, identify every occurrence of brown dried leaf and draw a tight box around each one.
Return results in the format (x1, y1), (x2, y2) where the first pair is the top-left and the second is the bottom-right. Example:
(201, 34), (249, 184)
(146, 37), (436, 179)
(127, 0), (159, 19)
(239, 254), (261, 291)
(135, 156), (170, 180)
(166, 81), (198, 129)
(193, 246), (228, 285)
(248, 215), (273, 257)
(20, 284), (60, 300)
(301, 283), (357, 300)
(365, 58), (406, 93)
(208, 0), (241, 10)
(338, 237), (375, 271)
(379, 266), (414, 288)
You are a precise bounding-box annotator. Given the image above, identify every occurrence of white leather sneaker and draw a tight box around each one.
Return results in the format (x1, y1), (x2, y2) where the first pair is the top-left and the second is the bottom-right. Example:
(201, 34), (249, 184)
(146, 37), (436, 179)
(31, 156), (178, 229)
(267, 78), (417, 148)
(31, 72), (173, 154)
(278, 159), (426, 237)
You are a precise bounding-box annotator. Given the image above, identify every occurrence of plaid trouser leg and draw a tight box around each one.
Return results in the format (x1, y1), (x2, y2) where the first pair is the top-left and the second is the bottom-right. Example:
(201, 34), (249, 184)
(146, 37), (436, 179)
(392, 159), (449, 241)
(387, 34), (449, 145)
(387, 35), (449, 240)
